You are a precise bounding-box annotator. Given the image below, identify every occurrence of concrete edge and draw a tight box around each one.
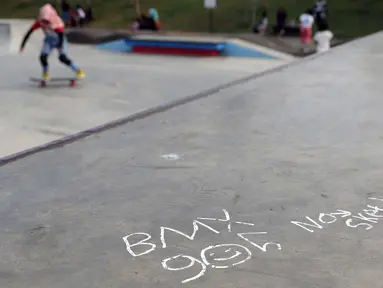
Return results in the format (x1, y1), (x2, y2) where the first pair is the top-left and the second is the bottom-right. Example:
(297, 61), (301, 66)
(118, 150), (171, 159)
(0, 49), (328, 167)
(132, 33), (227, 43)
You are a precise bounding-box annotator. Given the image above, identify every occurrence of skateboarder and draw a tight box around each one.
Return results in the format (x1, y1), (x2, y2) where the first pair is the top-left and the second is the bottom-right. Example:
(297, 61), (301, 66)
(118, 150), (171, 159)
(19, 3), (85, 81)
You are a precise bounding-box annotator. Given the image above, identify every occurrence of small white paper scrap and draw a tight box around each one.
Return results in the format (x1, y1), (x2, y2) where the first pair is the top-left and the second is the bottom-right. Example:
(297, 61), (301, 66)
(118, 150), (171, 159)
(161, 154), (180, 160)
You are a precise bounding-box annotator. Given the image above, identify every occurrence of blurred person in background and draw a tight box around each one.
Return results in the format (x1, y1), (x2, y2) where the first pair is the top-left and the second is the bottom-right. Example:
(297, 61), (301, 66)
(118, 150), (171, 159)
(253, 10), (268, 35)
(132, 0), (161, 32)
(275, 7), (287, 36)
(60, 0), (71, 25)
(314, 21), (333, 53)
(76, 5), (86, 27)
(299, 8), (314, 51)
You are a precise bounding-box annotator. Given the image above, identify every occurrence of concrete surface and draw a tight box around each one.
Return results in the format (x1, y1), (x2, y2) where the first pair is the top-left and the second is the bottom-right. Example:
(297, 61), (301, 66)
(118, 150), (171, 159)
(0, 23), (10, 54)
(1, 28), (383, 287)
(0, 20), (291, 160)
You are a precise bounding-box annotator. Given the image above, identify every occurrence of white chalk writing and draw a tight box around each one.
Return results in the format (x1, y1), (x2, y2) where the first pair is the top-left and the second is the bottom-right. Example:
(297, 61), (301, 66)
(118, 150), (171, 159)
(162, 255), (207, 283)
(122, 209), (281, 284)
(122, 232), (156, 257)
(291, 197), (383, 233)
(291, 216), (323, 233)
(160, 220), (220, 248)
(197, 209), (255, 232)
(237, 232), (282, 252)
(122, 196), (383, 284)
(368, 197), (383, 202)
(200, 244), (252, 269)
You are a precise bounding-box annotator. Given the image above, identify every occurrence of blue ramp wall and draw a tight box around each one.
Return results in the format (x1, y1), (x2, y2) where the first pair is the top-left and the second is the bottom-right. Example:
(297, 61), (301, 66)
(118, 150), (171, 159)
(222, 42), (276, 59)
(97, 39), (132, 52)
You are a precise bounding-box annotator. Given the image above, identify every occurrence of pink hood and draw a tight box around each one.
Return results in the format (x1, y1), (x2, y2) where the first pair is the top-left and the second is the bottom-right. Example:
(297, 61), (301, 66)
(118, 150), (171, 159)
(39, 3), (64, 29)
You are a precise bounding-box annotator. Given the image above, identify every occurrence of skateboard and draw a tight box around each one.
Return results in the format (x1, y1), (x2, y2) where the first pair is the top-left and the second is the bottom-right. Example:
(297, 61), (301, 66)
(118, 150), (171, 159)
(30, 77), (82, 88)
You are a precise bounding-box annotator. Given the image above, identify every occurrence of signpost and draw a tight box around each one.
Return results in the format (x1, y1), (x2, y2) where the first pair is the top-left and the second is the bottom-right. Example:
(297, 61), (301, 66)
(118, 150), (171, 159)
(204, 0), (217, 33)
(251, 0), (258, 28)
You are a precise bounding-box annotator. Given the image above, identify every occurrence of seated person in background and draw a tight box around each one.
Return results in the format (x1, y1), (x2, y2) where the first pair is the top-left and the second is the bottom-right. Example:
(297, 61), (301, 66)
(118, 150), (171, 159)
(253, 10), (268, 34)
(314, 21), (333, 53)
(132, 13), (157, 31)
(131, 6), (160, 31)
(148, 8), (161, 30)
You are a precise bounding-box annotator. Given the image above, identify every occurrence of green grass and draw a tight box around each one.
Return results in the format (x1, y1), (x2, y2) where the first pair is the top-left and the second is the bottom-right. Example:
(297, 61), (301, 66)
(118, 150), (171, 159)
(2, 0), (383, 39)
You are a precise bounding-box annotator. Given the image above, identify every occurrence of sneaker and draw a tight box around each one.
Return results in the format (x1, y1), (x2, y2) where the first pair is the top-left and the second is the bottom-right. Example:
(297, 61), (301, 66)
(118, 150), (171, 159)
(42, 72), (49, 81)
(76, 69), (86, 79)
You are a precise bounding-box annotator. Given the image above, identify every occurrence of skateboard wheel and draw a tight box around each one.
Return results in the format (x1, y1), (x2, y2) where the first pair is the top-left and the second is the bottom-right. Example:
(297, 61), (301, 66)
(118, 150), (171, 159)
(70, 80), (76, 87)
(39, 81), (46, 88)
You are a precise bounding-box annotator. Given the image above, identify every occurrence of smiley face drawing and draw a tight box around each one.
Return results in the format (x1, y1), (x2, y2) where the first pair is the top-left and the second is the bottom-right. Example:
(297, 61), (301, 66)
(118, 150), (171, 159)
(200, 244), (252, 269)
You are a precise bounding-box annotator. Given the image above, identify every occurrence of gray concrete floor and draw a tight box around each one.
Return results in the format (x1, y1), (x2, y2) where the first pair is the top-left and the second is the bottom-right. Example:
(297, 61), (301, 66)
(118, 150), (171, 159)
(1, 23), (383, 288)
(0, 24), (289, 158)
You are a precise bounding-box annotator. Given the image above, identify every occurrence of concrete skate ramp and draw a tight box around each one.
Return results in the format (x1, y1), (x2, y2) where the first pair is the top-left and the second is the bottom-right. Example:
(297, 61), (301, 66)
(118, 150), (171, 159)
(2, 24), (383, 288)
(0, 19), (43, 54)
(0, 19), (290, 160)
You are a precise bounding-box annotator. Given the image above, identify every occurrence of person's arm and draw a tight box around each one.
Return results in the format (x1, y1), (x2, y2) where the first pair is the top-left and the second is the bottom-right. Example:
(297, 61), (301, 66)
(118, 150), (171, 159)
(20, 20), (40, 51)
(154, 20), (161, 30)
(55, 27), (65, 51)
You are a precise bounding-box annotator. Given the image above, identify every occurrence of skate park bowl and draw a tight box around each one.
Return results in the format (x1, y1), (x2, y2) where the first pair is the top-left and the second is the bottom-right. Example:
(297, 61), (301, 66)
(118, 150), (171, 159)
(5, 17), (383, 288)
